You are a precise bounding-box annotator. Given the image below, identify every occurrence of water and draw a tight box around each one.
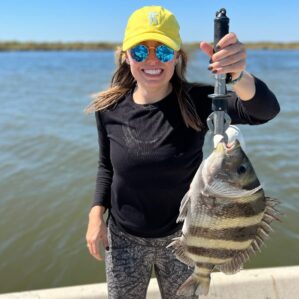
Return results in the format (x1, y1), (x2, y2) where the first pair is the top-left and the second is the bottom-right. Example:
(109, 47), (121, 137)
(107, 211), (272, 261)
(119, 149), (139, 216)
(0, 50), (298, 293)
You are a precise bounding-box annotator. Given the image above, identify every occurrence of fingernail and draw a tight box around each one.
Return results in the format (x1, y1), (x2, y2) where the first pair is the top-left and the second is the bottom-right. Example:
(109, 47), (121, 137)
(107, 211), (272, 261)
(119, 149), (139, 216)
(105, 246), (110, 251)
(208, 66), (213, 71)
(216, 45), (221, 51)
(209, 58), (213, 63)
(212, 70), (218, 74)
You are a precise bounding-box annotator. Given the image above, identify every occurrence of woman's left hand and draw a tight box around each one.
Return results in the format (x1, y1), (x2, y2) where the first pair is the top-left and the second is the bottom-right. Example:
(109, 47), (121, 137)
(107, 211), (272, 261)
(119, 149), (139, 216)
(200, 32), (246, 80)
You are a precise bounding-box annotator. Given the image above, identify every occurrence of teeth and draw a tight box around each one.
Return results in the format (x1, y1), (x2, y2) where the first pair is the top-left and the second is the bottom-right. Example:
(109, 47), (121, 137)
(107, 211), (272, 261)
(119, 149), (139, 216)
(143, 69), (162, 75)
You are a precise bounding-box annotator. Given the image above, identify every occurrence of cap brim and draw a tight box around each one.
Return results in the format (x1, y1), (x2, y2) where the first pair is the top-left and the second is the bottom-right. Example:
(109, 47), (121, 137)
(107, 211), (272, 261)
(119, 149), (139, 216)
(122, 32), (180, 51)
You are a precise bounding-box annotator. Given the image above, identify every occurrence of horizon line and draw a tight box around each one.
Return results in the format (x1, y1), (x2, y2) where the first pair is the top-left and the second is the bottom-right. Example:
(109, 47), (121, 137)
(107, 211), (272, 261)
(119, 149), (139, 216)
(1, 40), (299, 44)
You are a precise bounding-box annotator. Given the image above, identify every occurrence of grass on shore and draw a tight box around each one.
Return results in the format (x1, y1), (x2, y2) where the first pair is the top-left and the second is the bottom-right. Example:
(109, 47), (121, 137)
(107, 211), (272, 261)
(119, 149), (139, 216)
(0, 41), (299, 51)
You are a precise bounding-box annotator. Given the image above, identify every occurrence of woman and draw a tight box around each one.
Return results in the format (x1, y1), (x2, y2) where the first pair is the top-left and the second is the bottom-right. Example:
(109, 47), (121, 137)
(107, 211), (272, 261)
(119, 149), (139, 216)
(85, 5), (280, 299)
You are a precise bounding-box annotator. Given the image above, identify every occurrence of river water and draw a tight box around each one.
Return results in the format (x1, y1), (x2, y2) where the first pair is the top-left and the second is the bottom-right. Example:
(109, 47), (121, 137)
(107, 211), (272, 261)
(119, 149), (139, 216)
(0, 49), (298, 293)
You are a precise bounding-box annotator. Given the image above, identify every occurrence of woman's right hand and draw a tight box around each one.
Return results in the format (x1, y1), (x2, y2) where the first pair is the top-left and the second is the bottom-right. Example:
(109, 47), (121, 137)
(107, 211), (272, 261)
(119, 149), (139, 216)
(86, 206), (109, 261)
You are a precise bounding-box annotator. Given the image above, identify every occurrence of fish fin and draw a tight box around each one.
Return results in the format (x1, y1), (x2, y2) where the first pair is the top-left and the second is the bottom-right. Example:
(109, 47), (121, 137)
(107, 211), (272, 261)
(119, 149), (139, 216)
(167, 237), (194, 267)
(264, 197), (282, 222)
(206, 181), (262, 198)
(176, 274), (211, 296)
(218, 197), (280, 274)
(217, 254), (245, 274)
(245, 197), (281, 255)
(176, 192), (191, 223)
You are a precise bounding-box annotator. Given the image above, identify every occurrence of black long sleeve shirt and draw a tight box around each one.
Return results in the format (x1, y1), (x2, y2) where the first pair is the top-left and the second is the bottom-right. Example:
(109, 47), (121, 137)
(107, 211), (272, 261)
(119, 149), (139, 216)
(91, 77), (280, 237)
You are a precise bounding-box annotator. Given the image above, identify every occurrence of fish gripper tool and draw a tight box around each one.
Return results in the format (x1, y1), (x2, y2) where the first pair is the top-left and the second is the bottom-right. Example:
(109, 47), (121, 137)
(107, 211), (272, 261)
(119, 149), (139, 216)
(207, 8), (234, 147)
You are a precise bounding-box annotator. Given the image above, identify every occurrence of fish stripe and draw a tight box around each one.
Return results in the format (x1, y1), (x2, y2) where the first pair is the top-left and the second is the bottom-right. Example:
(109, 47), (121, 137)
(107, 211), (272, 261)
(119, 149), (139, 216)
(186, 236), (252, 250)
(192, 212), (264, 229)
(188, 225), (259, 241)
(199, 197), (265, 218)
(195, 267), (213, 275)
(195, 262), (214, 269)
(188, 246), (242, 259)
(194, 263), (214, 274)
(194, 273), (210, 280)
(187, 253), (230, 264)
(221, 192), (264, 204)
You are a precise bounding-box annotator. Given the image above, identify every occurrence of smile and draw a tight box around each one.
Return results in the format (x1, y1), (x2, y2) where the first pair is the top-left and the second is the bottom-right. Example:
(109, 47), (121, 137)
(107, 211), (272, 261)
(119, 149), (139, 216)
(142, 69), (163, 75)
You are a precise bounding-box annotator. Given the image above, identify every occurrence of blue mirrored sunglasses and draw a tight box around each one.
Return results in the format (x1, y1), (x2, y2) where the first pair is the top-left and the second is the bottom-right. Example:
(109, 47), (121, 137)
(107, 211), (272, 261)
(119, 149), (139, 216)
(130, 44), (175, 63)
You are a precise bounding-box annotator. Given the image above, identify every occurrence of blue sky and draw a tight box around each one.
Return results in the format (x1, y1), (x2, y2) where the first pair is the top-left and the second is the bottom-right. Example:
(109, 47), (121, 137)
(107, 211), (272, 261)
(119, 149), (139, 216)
(1, 0), (298, 43)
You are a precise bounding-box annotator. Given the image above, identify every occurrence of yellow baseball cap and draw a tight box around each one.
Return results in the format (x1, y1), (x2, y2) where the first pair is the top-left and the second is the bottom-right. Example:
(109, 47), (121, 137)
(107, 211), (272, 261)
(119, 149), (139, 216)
(122, 6), (182, 51)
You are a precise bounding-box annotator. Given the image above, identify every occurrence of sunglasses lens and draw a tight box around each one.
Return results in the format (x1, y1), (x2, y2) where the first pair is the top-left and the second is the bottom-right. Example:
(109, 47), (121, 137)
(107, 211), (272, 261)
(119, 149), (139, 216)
(130, 45), (148, 62)
(130, 44), (175, 63)
(156, 45), (175, 63)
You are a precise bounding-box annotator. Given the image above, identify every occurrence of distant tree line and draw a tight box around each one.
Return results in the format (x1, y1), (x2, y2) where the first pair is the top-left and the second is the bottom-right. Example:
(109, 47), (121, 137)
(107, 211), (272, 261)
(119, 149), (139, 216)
(0, 41), (298, 51)
(0, 41), (119, 51)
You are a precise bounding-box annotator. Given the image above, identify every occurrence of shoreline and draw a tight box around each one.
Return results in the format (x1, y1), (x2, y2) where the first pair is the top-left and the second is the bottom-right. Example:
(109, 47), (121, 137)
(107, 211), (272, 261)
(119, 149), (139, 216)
(1, 41), (299, 51)
(0, 266), (298, 299)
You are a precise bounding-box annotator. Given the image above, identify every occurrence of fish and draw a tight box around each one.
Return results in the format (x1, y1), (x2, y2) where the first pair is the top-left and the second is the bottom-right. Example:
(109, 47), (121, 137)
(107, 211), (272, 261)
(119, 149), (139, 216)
(167, 139), (280, 296)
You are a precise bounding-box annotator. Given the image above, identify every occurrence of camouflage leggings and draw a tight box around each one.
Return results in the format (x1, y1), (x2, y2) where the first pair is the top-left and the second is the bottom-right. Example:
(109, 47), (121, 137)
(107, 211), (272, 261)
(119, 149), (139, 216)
(105, 218), (197, 299)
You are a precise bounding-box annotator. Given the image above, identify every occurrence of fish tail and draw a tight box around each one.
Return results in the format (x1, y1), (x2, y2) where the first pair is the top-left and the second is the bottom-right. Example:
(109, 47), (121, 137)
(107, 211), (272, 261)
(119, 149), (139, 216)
(176, 273), (211, 296)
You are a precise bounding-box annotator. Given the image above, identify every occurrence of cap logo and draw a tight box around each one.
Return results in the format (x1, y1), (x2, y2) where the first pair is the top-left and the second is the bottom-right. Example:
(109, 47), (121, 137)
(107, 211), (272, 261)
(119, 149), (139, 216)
(148, 12), (159, 25)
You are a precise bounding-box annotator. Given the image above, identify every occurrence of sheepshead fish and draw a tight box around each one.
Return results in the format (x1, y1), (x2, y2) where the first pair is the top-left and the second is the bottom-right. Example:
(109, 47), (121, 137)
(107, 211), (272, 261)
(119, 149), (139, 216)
(167, 140), (280, 296)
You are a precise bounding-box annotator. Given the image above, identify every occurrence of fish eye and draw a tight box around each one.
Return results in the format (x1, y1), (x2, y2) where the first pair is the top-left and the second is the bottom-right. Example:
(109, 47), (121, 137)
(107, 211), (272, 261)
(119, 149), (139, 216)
(237, 165), (247, 175)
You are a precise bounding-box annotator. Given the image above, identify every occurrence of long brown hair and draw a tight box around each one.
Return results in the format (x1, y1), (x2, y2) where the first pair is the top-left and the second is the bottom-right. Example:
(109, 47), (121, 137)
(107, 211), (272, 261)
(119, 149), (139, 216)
(84, 47), (204, 131)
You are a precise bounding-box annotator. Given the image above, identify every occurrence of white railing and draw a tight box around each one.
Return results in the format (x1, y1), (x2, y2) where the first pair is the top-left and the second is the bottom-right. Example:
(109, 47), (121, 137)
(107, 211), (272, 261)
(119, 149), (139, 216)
(0, 266), (298, 299)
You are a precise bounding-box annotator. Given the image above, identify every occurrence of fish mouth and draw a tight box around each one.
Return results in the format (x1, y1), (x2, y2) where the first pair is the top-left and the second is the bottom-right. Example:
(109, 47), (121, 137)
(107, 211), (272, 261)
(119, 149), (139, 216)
(226, 139), (241, 152)
(215, 142), (226, 154)
(215, 140), (241, 154)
